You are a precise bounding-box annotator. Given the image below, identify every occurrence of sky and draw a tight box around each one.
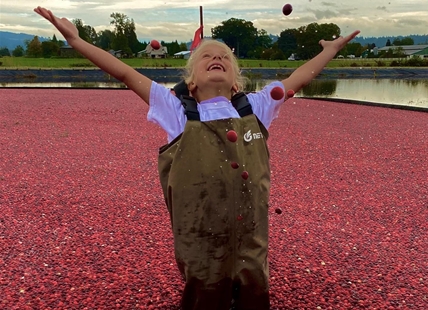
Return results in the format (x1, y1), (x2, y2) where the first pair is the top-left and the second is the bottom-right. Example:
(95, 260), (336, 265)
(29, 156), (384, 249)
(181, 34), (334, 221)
(0, 0), (427, 44)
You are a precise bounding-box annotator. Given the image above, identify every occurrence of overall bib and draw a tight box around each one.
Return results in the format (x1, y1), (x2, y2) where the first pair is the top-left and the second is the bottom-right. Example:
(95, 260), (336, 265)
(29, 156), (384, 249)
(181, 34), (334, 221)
(158, 98), (271, 310)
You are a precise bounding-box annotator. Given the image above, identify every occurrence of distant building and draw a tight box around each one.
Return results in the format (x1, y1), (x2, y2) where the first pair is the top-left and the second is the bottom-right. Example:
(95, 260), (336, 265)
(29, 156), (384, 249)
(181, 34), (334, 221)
(412, 47), (428, 58)
(173, 51), (191, 59)
(60, 45), (80, 58)
(378, 44), (428, 58)
(108, 50), (130, 58)
(287, 53), (300, 61)
(138, 43), (168, 58)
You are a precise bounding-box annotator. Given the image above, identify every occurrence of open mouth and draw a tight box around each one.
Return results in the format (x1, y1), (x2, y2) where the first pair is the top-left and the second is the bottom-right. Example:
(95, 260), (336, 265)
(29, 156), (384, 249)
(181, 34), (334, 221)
(207, 64), (225, 71)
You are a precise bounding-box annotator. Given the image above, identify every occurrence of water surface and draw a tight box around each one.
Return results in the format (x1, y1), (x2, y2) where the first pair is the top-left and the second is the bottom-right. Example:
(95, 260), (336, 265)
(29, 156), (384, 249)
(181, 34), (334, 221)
(2, 79), (428, 109)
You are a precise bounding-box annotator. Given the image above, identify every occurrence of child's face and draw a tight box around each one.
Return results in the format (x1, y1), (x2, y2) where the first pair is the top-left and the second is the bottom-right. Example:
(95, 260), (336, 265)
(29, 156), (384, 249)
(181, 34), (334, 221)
(190, 45), (236, 93)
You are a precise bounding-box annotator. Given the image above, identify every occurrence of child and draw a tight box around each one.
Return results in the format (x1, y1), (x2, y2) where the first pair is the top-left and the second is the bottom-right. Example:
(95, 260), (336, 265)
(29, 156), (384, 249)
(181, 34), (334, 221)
(34, 6), (359, 309)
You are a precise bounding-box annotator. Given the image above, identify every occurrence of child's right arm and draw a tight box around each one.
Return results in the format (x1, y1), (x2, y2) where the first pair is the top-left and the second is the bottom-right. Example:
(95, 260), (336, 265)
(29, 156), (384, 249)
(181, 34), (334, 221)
(34, 7), (152, 104)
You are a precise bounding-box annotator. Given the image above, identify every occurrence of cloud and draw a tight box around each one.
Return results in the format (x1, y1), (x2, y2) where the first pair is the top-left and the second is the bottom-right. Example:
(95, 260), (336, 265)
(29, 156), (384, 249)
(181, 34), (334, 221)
(320, 2), (337, 7)
(0, 0), (427, 43)
(310, 9), (340, 20)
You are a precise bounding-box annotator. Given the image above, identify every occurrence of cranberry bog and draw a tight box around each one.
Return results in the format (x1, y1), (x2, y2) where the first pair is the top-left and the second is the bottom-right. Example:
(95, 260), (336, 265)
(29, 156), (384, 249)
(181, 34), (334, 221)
(1, 89), (427, 309)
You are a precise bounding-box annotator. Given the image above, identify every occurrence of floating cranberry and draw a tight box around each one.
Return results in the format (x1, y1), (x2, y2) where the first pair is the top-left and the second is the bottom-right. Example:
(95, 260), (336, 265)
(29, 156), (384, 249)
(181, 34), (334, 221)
(150, 39), (161, 50)
(282, 3), (293, 16)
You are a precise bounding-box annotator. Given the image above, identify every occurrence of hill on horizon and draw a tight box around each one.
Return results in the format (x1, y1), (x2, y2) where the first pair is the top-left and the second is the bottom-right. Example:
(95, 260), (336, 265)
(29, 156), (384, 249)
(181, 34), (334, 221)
(0, 31), (50, 51)
(353, 34), (428, 48)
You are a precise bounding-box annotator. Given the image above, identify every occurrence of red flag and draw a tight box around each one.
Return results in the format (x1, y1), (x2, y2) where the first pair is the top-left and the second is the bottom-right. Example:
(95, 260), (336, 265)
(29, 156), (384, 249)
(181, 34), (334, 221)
(190, 26), (203, 51)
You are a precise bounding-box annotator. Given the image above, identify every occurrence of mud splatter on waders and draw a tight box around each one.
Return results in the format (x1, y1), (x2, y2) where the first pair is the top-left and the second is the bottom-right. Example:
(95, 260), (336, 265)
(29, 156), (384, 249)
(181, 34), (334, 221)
(158, 93), (271, 310)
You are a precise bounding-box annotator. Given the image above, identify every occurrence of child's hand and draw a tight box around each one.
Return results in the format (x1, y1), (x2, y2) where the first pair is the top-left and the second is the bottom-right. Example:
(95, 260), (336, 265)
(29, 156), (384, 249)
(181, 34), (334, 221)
(282, 30), (361, 93)
(34, 6), (79, 43)
(319, 30), (361, 53)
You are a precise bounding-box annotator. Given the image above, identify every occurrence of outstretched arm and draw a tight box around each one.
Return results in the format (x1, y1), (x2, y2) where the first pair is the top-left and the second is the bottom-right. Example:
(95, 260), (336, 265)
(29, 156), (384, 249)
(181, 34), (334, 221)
(282, 30), (360, 94)
(34, 6), (152, 104)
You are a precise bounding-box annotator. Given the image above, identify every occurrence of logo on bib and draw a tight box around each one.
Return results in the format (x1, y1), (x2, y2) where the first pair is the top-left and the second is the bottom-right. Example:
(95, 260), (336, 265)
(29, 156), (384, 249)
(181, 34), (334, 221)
(243, 129), (263, 142)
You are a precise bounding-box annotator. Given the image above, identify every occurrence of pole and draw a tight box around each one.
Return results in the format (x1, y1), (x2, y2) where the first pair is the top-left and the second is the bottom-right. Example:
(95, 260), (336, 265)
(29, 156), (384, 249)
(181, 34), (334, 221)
(199, 6), (204, 39)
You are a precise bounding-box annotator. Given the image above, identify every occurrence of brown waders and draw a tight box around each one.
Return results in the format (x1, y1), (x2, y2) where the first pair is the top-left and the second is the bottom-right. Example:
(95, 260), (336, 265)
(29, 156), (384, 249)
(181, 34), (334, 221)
(158, 110), (271, 310)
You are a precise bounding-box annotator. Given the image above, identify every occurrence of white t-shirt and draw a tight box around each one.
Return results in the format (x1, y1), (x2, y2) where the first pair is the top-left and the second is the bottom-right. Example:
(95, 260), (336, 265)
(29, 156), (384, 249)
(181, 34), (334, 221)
(147, 81), (285, 143)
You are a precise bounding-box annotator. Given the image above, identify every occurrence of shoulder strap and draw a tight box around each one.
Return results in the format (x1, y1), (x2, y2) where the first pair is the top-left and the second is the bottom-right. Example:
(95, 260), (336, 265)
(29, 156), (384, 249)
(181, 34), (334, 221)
(231, 92), (254, 117)
(180, 92), (253, 121)
(173, 80), (189, 99)
(181, 95), (200, 121)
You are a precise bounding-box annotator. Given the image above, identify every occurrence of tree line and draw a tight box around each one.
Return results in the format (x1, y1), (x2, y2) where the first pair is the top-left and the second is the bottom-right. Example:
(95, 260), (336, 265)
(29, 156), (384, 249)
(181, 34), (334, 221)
(0, 13), (420, 60)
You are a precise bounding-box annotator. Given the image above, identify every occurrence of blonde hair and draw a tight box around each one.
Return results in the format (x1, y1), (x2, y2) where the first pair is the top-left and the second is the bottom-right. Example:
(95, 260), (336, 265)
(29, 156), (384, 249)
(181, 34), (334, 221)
(182, 39), (247, 92)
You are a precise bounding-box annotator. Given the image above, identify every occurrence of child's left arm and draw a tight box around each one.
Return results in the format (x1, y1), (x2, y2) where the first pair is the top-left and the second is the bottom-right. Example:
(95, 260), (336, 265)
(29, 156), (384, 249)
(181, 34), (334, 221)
(282, 30), (360, 93)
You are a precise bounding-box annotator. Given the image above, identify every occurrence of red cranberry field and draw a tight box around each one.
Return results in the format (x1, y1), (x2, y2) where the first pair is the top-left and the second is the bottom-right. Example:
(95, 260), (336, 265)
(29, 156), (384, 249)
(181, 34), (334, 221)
(1, 89), (427, 309)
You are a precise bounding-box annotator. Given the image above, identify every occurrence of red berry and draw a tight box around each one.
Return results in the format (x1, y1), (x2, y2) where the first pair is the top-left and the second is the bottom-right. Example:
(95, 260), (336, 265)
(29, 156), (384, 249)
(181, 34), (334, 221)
(271, 86), (285, 100)
(150, 40), (160, 50)
(227, 130), (238, 142)
(231, 162), (239, 169)
(282, 4), (293, 16)
(241, 171), (249, 180)
(287, 89), (295, 98)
